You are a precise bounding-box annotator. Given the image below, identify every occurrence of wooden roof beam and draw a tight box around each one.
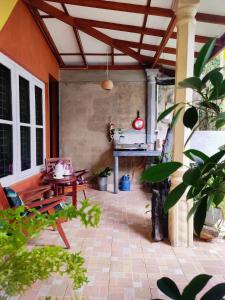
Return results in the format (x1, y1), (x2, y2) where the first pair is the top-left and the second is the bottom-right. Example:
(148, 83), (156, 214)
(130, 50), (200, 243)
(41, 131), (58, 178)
(152, 15), (177, 68)
(196, 13), (225, 26)
(39, 15), (215, 45)
(45, 0), (173, 17)
(138, 0), (151, 54)
(60, 63), (176, 70)
(46, 0), (225, 25)
(26, 6), (64, 66)
(61, 3), (87, 66)
(23, 0), (152, 65)
(114, 40), (198, 57)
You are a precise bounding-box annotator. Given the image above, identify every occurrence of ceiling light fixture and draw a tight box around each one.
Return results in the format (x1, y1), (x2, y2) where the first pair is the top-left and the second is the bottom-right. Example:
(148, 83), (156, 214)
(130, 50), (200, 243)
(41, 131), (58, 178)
(101, 51), (114, 90)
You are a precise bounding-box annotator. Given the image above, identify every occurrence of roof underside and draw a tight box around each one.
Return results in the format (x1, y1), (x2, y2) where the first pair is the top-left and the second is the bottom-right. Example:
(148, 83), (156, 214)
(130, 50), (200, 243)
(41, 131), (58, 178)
(24, 0), (225, 74)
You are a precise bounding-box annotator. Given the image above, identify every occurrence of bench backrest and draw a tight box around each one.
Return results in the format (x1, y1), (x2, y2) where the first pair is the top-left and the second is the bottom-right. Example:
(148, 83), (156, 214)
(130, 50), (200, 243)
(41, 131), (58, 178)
(0, 184), (10, 210)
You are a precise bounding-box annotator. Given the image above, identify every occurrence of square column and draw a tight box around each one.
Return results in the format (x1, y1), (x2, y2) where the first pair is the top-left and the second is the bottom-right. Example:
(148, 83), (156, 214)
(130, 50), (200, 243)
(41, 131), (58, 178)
(145, 69), (159, 148)
(168, 0), (200, 247)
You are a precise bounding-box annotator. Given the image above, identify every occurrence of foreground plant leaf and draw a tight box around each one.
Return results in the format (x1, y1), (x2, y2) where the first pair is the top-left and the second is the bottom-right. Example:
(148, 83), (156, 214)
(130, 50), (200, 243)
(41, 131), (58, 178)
(181, 274), (212, 300)
(200, 283), (225, 300)
(171, 107), (184, 128)
(194, 38), (216, 77)
(157, 274), (225, 300)
(183, 149), (209, 165)
(164, 183), (188, 214)
(157, 277), (181, 300)
(183, 167), (201, 186)
(157, 103), (180, 122)
(179, 77), (203, 91)
(141, 162), (182, 183)
(202, 67), (223, 85)
(194, 196), (207, 236)
(183, 107), (198, 129)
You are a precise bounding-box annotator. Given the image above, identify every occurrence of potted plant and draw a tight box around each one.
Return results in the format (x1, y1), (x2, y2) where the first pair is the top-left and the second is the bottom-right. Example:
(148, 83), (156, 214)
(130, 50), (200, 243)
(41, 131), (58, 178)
(96, 167), (113, 191)
(142, 38), (225, 237)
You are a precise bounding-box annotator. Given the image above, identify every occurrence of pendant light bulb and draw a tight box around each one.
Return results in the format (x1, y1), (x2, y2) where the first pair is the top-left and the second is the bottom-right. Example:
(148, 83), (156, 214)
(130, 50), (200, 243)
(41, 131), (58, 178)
(101, 50), (114, 90)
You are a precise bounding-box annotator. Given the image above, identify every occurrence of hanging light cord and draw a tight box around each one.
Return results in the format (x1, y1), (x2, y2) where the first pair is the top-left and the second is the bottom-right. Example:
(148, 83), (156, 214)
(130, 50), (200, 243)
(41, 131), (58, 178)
(106, 51), (109, 80)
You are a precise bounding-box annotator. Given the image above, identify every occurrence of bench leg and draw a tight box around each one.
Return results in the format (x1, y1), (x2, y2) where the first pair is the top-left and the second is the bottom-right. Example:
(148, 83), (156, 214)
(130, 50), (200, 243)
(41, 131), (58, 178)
(56, 221), (70, 249)
(83, 189), (87, 199)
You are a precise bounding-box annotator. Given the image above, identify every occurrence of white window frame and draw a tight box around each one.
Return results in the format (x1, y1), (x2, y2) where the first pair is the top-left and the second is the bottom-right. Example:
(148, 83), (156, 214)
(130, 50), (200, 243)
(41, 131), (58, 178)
(0, 52), (46, 186)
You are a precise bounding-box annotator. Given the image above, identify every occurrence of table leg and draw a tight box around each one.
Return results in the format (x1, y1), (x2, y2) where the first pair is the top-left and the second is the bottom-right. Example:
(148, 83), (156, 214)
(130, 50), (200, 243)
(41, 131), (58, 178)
(54, 184), (59, 196)
(114, 156), (119, 194)
(72, 181), (77, 207)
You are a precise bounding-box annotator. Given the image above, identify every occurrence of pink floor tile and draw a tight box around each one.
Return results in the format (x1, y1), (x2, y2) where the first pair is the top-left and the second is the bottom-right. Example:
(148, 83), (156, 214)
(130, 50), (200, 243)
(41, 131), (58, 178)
(14, 187), (225, 300)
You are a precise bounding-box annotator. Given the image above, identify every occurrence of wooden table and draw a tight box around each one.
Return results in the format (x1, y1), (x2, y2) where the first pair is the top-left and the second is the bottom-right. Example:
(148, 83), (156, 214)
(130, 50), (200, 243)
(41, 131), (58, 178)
(43, 174), (78, 206)
(113, 150), (161, 194)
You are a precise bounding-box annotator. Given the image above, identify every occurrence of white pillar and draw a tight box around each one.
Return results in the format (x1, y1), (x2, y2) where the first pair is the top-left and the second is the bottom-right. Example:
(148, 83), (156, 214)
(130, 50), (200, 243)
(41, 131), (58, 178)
(145, 69), (159, 148)
(168, 0), (199, 247)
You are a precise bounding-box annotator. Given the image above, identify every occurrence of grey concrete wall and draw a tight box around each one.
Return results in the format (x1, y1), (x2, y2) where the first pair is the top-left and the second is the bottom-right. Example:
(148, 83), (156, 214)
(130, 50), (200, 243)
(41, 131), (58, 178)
(60, 70), (147, 184)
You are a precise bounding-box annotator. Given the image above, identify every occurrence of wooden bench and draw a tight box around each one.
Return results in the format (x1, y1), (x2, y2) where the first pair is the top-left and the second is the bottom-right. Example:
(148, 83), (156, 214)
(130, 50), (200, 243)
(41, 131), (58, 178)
(0, 184), (70, 249)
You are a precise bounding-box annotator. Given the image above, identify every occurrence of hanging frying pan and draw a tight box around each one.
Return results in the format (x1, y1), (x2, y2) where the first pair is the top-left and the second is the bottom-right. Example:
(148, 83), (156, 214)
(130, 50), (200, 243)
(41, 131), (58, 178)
(132, 110), (144, 130)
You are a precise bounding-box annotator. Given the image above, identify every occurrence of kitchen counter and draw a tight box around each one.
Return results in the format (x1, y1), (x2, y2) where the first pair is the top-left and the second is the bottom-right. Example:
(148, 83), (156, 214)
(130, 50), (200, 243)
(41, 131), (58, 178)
(113, 149), (161, 193)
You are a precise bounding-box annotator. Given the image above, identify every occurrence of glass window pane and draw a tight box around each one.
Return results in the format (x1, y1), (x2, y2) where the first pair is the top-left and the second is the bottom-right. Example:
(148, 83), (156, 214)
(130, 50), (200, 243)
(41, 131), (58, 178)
(19, 76), (30, 123)
(36, 128), (43, 166)
(0, 124), (13, 178)
(35, 86), (43, 125)
(20, 126), (31, 171)
(0, 63), (12, 121)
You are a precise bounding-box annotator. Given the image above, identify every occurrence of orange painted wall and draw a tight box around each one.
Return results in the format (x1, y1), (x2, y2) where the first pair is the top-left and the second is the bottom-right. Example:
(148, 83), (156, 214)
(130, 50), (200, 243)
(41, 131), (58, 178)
(0, 0), (59, 190)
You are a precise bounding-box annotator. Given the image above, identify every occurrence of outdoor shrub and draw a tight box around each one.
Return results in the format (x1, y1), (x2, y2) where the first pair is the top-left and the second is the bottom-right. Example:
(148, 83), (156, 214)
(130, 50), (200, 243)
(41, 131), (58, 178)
(0, 199), (101, 298)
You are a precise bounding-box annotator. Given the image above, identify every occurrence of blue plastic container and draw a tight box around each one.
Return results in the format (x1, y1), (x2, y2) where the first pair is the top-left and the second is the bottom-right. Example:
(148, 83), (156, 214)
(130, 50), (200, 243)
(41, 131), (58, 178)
(120, 175), (130, 191)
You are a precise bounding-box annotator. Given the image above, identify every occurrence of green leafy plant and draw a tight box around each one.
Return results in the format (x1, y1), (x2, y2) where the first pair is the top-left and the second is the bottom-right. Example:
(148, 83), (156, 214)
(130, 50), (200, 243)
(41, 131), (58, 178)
(142, 149), (225, 235)
(158, 38), (225, 145)
(142, 38), (225, 236)
(0, 200), (101, 298)
(96, 167), (113, 177)
(156, 274), (225, 300)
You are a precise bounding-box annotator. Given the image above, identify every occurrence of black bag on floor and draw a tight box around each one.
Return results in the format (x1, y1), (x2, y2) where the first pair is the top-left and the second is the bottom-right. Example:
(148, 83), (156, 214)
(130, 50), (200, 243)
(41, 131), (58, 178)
(151, 126), (173, 241)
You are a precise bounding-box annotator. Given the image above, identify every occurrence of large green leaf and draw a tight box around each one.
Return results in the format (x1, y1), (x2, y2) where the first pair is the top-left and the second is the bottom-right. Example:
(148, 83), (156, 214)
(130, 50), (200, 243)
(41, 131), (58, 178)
(183, 168), (201, 186)
(209, 70), (223, 87)
(179, 77), (203, 91)
(141, 162), (182, 183)
(157, 104), (180, 122)
(202, 67), (223, 85)
(181, 274), (212, 300)
(194, 38), (216, 77)
(186, 185), (209, 201)
(209, 80), (225, 100)
(194, 196), (207, 236)
(201, 283), (225, 300)
(214, 112), (225, 121)
(203, 150), (225, 174)
(183, 107), (198, 129)
(164, 183), (188, 213)
(212, 192), (225, 207)
(183, 149), (209, 164)
(187, 201), (201, 220)
(215, 118), (225, 129)
(171, 107), (184, 129)
(210, 149), (225, 162)
(157, 277), (181, 300)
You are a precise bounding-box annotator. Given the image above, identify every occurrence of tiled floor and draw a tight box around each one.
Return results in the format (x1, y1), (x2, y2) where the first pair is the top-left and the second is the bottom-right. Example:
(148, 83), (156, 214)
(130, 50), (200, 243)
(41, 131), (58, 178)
(15, 187), (225, 300)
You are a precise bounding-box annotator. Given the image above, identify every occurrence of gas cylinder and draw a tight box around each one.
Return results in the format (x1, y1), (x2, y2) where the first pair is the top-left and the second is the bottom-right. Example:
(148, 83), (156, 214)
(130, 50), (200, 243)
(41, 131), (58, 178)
(120, 175), (130, 191)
